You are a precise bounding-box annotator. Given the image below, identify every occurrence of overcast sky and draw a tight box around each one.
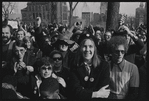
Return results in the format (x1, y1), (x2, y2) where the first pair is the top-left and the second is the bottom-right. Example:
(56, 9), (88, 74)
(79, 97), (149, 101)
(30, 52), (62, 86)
(17, 2), (145, 17)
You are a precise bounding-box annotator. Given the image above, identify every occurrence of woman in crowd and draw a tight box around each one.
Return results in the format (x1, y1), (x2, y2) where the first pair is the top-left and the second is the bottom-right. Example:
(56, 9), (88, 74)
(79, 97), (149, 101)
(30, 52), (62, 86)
(15, 57), (54, 99)
(15, 30), (25, 42)
(23, 36), (42, 68)
(69, 33), (110, 99)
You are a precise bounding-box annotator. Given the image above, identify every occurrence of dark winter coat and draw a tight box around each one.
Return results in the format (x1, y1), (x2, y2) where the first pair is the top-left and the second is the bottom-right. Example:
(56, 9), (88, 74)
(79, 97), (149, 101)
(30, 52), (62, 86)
(69, 59), (110, 99)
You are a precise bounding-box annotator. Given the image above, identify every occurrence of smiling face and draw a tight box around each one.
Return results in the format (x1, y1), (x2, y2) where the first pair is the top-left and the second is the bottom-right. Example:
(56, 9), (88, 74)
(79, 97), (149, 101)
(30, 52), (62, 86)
(39, 65), (52, 78)
(81, 39), (95, 62)
(95, 30), (102, 40)
(16, 31), (25, 41)
(104, 32), (112, 42)
(25, 40), (32, 49)
(2, 26), (11, 44)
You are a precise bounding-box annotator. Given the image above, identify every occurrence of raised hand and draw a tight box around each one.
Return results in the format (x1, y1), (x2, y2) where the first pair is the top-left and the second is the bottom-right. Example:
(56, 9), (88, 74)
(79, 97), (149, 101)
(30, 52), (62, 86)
(17, 61), (26, 70)
(57, 77), (66, 88)
(36, 17), (41, 27)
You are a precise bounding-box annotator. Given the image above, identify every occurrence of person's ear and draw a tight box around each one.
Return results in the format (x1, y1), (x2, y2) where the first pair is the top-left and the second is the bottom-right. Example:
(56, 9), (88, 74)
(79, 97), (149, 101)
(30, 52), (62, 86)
(11, 34), (13, 38)
(24, 49), (27, 52)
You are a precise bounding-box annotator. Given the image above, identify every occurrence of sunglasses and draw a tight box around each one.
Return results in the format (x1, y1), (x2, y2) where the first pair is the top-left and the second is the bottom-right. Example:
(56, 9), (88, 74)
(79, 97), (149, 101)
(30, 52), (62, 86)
(52, 57), (62, 61)
(114, 50), (125, 54)
(41, 66), (52, 70)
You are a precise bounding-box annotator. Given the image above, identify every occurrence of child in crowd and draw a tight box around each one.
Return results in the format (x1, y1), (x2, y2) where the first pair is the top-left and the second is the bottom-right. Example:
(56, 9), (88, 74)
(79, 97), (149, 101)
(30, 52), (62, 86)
(39, 77), (65, 99)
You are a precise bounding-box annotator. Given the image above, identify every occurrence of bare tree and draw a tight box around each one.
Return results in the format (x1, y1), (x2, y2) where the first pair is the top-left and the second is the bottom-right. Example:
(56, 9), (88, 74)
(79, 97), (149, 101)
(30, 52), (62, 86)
(2, 2), (17, 19)
(68, 2), (79, 27)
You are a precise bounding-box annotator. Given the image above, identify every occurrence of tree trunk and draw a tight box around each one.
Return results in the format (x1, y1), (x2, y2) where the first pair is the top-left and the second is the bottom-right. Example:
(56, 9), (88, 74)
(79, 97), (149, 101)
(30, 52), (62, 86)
(106, 2), (120, 31)
(69, 8), (73, 28)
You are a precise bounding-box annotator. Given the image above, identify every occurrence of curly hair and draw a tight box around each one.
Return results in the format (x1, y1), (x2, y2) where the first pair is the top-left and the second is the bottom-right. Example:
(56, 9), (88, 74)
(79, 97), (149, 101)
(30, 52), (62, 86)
(109, 35), (128, 53)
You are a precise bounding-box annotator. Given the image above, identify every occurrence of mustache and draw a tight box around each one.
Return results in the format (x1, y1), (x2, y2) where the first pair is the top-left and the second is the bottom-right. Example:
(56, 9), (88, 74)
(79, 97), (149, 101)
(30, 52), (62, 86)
(2, 36), (8, 38)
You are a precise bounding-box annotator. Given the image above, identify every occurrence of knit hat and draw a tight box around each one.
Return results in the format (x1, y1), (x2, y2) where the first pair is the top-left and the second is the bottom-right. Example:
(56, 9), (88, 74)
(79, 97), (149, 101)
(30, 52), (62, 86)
(78, 33), (96, 45)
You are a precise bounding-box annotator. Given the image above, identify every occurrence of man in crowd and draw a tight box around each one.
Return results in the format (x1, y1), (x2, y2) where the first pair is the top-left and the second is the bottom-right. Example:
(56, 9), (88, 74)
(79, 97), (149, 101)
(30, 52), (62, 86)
(2, 24), (16, 78)
(108, 35), (139, 99)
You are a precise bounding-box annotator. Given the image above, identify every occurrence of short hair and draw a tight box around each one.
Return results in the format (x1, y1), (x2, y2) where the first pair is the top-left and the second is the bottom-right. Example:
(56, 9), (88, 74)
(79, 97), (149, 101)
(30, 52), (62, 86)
(34, 57), (54, 71)
(108, 35), (128, 53)
(2, 24), (13, 35)
(14, 40), (26, 48)
(39, 77), (59, 94)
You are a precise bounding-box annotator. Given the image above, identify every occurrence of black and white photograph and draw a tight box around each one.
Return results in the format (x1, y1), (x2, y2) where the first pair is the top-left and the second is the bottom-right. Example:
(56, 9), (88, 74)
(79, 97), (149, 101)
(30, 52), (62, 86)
(2, 2), (147, 100)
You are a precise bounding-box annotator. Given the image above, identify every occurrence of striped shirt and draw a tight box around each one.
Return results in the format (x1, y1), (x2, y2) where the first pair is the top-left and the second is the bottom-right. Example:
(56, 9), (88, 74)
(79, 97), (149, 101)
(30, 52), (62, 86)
(109, 59), (139, 99)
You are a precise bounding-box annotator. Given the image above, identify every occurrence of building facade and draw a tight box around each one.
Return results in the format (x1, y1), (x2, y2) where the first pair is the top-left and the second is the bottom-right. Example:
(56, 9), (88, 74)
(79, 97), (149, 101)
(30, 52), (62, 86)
(135, 2), (146, 28)
(82, 12), (93, 27)
(21, 2), (68, 26)
(100, 2), (108, 14)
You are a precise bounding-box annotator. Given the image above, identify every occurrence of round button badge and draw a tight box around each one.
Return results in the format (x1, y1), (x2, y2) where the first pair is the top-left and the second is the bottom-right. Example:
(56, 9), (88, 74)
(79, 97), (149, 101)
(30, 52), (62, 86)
(84, 76), (89, 81)
(90, 77), (94, 82)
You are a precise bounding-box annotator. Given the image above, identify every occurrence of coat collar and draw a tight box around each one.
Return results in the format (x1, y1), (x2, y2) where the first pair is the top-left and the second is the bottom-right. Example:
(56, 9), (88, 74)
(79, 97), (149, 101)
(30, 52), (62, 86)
(111, 59), (126, 71)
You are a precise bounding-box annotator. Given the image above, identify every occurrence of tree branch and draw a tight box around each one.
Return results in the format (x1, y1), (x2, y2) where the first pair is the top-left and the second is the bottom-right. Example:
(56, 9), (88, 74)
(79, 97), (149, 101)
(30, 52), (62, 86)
(72, 2), (79, 11)
(69, 2), (72, 9)
(9, 2), (16, 14)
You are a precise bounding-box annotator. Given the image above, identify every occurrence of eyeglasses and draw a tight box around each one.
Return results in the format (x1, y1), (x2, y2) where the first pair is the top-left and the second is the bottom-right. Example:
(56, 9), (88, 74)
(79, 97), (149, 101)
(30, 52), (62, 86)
(114, 50), (125, 54)
(52, 57), (62, 61)
(41, 66), (52, 70)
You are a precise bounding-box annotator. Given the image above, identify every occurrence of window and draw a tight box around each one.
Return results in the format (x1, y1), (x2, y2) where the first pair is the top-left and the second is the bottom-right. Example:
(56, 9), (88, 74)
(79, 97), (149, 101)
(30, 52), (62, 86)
(43, 12), (45, 19)
(47, 13), (49, 20)
(39, 13), (42, 19)
(63, 13), (67, 20)
(39, 5), (41, 11)
(32, 6), (34, 11)
(36, 13), (38, 17)
(46, 5), (48, 11)
(36, 5), (38, 11)
(63, 6), (67, 12)
(33, 13), (35, 19)
(34, 6), (35, 11)
(43, 6), (45, 11)
(29, 6), (31, 11)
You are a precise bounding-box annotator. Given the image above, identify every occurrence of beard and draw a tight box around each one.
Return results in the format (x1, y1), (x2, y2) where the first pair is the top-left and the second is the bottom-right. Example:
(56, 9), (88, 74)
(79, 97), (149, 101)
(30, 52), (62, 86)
(2, 37), (11, 44)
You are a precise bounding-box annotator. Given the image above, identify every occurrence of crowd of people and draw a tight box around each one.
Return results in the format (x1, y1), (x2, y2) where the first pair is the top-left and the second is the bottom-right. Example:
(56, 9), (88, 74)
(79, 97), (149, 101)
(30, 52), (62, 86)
(2, 16), (147, 99)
